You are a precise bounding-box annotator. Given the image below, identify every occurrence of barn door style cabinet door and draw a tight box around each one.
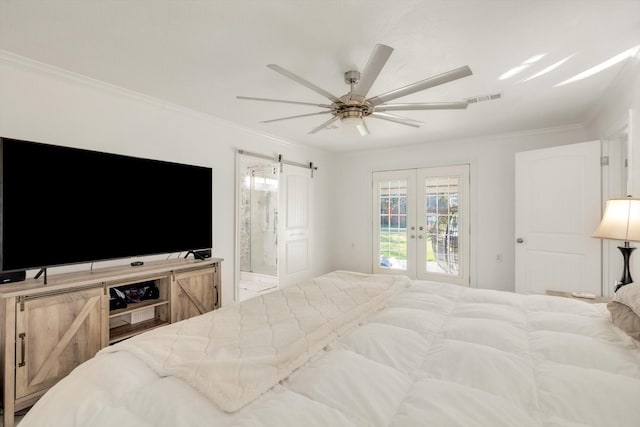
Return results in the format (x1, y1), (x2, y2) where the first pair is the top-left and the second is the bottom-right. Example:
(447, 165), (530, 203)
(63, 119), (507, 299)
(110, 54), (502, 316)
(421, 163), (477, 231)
(0, 258), (222, 427)
(14, 287), (106, 401)
(171, 265), (220, 323)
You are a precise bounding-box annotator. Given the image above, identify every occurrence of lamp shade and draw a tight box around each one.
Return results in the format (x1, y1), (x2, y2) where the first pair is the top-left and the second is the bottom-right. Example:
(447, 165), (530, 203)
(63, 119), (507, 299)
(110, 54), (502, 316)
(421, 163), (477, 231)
(593, 197), (640, 242)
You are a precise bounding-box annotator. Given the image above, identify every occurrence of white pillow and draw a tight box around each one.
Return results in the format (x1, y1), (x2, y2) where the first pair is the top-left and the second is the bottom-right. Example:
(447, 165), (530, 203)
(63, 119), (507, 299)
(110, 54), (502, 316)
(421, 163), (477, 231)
(613, 283), (640, 317)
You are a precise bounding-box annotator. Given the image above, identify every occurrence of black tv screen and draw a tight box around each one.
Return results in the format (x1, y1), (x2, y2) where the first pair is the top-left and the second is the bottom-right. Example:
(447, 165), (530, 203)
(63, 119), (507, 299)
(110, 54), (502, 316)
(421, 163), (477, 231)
(0, 137), (213, 272)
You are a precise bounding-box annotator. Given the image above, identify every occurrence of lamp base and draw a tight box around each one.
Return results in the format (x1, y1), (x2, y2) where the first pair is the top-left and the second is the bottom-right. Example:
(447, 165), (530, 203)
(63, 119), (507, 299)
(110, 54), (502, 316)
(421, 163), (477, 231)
(615, 243), (636, 292)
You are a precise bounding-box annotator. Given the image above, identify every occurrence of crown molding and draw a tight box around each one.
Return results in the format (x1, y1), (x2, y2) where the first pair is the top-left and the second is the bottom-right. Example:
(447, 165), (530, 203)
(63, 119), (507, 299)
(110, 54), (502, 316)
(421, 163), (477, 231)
(0, 49), (302, 148)
(343, 122), (588, 155)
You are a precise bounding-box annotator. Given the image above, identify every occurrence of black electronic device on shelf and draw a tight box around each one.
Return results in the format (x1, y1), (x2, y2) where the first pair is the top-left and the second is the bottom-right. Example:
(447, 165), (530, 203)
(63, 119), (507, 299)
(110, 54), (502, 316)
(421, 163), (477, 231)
(184, 248), (212, 260)
(0, 137), (213, 278)
(0, 271), (26, 284)
(109, 281), (159, 311)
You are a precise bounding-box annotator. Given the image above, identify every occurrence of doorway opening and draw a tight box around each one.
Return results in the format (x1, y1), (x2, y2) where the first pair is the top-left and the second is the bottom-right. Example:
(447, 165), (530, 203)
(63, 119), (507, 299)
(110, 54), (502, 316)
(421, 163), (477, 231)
(238, 156), (279, 301)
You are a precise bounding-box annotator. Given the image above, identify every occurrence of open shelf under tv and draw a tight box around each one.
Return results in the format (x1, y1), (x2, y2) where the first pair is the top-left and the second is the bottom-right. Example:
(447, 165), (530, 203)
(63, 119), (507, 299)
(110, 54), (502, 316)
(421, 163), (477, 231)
(109, 318), (170, 344)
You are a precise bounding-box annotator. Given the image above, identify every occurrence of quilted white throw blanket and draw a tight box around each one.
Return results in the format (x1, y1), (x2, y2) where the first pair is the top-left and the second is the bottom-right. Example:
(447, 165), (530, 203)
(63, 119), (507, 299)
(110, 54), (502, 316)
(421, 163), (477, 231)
(101, 271), (409, 412)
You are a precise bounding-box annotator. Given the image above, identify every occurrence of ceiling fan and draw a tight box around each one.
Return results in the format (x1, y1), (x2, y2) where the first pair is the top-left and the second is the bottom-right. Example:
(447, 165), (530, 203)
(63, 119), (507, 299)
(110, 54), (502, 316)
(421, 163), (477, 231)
(237, 44), (473, 136)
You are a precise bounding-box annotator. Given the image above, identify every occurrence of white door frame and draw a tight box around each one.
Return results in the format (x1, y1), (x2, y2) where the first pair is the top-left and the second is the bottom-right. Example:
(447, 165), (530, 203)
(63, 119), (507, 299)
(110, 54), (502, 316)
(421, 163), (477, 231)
(602, 122), (630, 296)
(235, 154), (281, 302)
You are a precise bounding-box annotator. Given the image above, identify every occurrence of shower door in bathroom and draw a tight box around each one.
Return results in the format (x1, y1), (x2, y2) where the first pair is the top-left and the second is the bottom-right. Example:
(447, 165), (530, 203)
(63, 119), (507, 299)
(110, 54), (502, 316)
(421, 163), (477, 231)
(238, 160), (279, 290)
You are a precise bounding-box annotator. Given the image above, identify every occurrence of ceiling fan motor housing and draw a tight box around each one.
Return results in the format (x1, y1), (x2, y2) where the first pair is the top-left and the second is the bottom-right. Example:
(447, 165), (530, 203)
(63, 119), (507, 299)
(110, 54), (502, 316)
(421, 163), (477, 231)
(334, 94), (372, 119)
(344, 70), (361, 84)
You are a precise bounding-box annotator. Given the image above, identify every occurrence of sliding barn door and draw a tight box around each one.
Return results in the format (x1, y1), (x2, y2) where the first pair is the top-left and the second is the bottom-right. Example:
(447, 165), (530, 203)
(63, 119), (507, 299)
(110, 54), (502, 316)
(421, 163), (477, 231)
(278, 166), (313, 287)
(515, 141), (602, 295)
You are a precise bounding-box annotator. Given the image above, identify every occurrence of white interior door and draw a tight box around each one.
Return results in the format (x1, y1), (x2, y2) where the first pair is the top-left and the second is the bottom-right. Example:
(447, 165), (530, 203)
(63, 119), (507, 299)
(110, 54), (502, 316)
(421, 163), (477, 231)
(515, 141), (602, 295)
(278, 166), (313, 287)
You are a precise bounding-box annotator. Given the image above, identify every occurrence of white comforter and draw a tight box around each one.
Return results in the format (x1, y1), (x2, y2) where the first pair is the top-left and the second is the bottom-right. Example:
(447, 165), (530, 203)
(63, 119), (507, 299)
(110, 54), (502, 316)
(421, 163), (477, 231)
(101, 271), (409, 412)
(21, 274), (640, 427)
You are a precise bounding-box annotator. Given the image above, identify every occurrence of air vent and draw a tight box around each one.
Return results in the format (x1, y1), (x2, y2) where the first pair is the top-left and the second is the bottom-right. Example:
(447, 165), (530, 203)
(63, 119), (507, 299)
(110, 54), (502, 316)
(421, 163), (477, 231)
(465, 93), (502, 104)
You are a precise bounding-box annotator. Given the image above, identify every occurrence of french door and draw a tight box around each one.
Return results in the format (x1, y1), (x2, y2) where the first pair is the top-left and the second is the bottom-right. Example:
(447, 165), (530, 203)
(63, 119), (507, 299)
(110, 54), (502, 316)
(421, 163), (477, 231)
(373, 165), (470, 285)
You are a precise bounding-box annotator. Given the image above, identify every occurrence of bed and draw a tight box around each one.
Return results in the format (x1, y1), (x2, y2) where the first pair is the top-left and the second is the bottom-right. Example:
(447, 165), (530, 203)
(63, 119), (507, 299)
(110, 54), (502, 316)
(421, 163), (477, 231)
(19, 271), (640, 427)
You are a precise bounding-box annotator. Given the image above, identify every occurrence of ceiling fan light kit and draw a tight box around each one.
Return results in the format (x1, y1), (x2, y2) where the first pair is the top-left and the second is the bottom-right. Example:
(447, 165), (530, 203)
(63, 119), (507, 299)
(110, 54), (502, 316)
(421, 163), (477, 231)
(341, 115), (369, 137)
(238, 44), (474, 136)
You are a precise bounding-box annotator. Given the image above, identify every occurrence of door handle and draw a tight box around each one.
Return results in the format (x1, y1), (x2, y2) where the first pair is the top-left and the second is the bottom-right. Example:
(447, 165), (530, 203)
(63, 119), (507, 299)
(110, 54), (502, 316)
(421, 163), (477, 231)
(18, 332), (26, 367)
(516, 237), (524, 244)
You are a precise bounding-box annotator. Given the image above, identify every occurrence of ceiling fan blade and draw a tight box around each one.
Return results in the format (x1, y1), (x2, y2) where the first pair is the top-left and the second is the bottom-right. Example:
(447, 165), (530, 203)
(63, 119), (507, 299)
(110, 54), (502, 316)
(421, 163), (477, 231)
(356, 119), (370, 136)
(261, 111), (331, 123)
(351, 44), (394, 99)
(370, 112), (424, 128)
(267, 64), (342, 104)
(308, 116), (340, 134)
(368, 65), (473, 106)
(375, 102), (468, 112)
(237, 96), (333, 108)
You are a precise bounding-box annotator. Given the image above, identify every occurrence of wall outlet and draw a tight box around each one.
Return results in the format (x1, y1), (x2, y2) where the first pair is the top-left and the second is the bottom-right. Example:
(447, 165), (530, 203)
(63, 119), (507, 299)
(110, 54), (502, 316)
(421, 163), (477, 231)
(496, 254), (503, 262)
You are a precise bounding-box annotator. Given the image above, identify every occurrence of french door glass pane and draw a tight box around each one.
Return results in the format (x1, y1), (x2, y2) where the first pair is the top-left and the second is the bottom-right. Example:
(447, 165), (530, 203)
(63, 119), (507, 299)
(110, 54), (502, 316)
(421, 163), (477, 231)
(378, 179), (408, 270)
(424, 175), (460, 276)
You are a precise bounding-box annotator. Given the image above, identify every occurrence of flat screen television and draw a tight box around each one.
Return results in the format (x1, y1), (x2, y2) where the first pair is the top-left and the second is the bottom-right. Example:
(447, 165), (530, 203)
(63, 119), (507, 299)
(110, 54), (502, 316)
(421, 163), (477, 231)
(0, 137), (213, 273)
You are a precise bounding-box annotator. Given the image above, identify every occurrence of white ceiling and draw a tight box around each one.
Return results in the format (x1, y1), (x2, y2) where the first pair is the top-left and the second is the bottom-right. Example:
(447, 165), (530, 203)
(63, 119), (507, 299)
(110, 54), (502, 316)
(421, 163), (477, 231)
(1, 1), (639, 152)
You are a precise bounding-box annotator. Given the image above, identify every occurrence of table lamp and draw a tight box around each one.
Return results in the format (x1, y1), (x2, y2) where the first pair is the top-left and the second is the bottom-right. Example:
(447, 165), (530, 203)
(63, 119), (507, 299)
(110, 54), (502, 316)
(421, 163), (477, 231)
(593, 197), (640, 291)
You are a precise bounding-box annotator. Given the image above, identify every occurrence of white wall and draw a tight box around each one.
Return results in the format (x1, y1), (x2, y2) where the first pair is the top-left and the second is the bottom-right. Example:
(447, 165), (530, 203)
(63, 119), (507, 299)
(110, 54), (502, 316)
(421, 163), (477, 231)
(586, 55), (640, 195)
(331, 125), (589, 292)
(586, 55), (640, 292)
(0, 51), (335, 305)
